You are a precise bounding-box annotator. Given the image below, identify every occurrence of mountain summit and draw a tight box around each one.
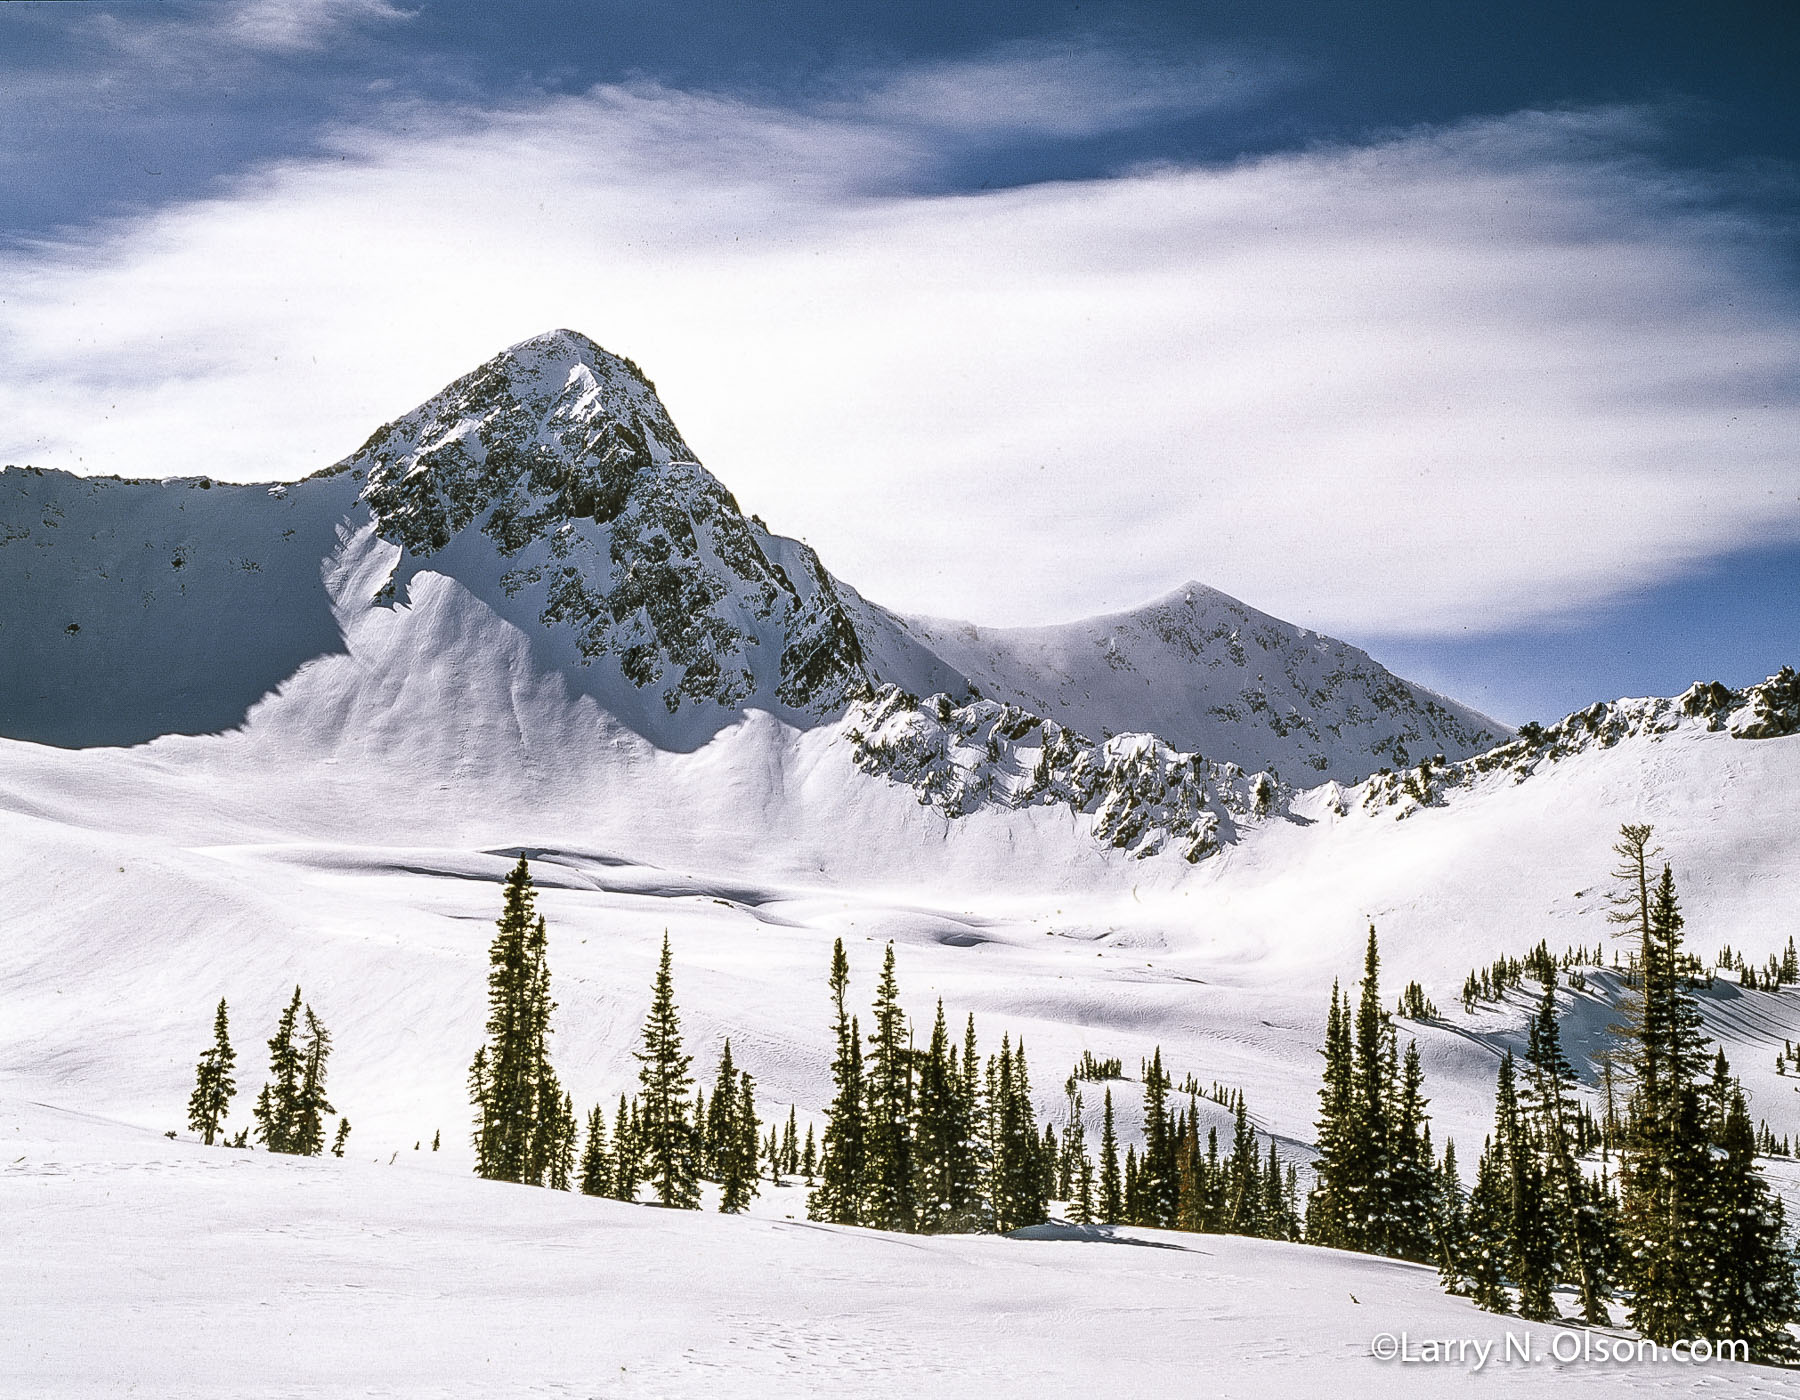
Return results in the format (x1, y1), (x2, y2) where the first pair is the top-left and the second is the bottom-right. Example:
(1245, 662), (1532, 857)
(1, 329), (1498, 779)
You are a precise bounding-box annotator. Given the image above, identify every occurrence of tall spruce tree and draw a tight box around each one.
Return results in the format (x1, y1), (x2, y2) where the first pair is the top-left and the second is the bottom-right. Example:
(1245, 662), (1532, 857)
(861, 944), (916, 1232)
(1306, 980), (1354, 1246)
(1521, 978), (1611, 1324)
(1465, 1137), (1512, 1313)
(706, 1039), (740, 1180)
(1138, 1048), (1175, 1228)
(253, 987), (306, 1154)
(291, 1004), (335, 1158)
(1435, 1140), (1470, 1296)
(811, 938), (866, 1225)
(470, 858), (563, 1185)
(634, 933), (699, 1208)
(718, 1070), (759, 1213)
(1496, 1051), (1558, 1320)
(187, 998), (237, 1146)
(1099, 1087), (1123, 1222)
(914, 1000), (980, 1232)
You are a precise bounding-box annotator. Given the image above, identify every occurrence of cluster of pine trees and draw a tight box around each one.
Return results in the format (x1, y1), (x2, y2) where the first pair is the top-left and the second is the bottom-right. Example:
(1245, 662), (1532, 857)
(1717, 937), (1800, 991)
(810, 940), (1041, 1233)
(187, 987), (347, 1157)
(1357, 825), (1800, 1363)
(1308, 929), (1440, 1259)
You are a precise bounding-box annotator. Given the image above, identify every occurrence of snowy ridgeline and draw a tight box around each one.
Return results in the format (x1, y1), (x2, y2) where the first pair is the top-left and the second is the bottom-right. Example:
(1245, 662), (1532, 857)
(1361, 670), (1800, 819)
(844, 684), (1282, 861)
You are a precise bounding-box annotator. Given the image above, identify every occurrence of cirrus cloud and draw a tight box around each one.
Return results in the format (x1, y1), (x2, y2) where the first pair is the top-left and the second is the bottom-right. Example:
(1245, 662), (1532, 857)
(0, 58), (1795, 639)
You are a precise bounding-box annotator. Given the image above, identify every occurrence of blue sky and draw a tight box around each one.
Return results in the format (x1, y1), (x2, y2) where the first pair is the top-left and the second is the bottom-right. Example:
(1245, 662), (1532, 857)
(2, 0), (1797, 724)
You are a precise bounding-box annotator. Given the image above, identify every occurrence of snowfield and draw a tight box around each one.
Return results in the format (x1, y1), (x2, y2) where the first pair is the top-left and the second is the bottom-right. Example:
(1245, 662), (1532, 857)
(4, 331), (1800, 1392)
(8, 1098), (1798, 1399)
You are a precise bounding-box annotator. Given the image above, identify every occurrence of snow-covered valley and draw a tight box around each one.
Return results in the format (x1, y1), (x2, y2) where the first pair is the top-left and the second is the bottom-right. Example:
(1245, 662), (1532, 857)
(4, 330), (1800, 1394)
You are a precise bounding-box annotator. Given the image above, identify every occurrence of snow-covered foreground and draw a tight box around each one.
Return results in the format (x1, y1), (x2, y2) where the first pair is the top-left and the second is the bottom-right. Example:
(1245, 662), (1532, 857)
(8, 1097), (1794, 1399)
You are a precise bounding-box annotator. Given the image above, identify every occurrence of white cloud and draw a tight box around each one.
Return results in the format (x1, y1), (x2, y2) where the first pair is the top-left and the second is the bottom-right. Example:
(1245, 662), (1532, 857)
(0, 69), (1795, 639)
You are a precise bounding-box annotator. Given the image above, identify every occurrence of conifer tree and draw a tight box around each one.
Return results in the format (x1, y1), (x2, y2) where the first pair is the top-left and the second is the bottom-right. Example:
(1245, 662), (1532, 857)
(1099, 1087), (1122, 1222)
(1435, 1139), (1470, 1296)
(253, 987), (306, 1154)
(187, 998), (237, 1146)
(718, 1070), (759, 1213)
(1387, 1040), (1439, 1261)
(331, 1118), (350, 1157)
(861, 944), (916, 1231)
(1707, 1087), (1800, 1360)
(802, 1124), (817, 1183)
(612, 1093), (640, 1202)
(634, 933), (699, 1208)
(1465, 1138), (1512, 1313)
(915, 999), (979, 1231)
(1138, 1048), (1175, 1228)
(545, 1090), (576, 1191)
(579, 1104), (610, 1196)
(1306, 981), (1355, 1246)
(811, 938), (866, 1225)
(782, 1108), (799, 1178)
(706, 1039), (739, 1180)
(1495, 1052), (1558, 1320)
(1345, 927), (1396, 1254)
(470, 858), (564, 1185)
(1521, 979), (1611, 1324)
(292, 1005), (335, 1158)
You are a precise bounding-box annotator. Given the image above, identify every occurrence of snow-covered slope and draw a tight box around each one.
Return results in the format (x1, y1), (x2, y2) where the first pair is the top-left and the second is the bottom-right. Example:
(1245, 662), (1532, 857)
(10, 1098), (1792, 1400)
(903, 582), (1506, 783)
(0, 328), (1497, 779)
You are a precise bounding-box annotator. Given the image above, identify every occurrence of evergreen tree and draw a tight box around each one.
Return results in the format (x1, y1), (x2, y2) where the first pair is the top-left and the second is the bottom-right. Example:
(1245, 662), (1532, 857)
(987, 1037), (1048, 1232)
(1496, 1052), (1558, 1320)
(1306, 981), (1355, 1247)
(811, 939), (866, 1225)
(186, 998), (237, 1146)
(718, 1070), (759, 1213)
(1521, 978), (1611, 1324)
(706, 1039), (739, 1179)
(579, 1104), (611, 1196)
(1465, 1137), (1512, 1313)
(545, 1090), (576, 1191)
(1387, 1040), (1439, 1261)
(861, 944), (916, 1232)
(1099, 1087), (1123, 1223)
(915, 1000), (979, 1232)
(470, 858), (563, 1185)
(612, 1093), (640, 1202)
(1435, 1139), (1470, 1296)
(634, 933), (699, 1208)
(253, 987), (306, 1154)
(291, 1005), (335, 1158)
(1708, 1087), (1800, 1361)
(1345, 927), (1396, 1255)
(1138, 1048), (1175, 1228)
(331, 1118), (350, 1157)
(801, 1124), (817, 1183)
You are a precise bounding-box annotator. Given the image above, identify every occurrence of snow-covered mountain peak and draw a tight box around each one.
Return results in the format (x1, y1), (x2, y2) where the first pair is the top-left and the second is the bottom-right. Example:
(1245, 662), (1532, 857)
(902, 577), (1507, 785)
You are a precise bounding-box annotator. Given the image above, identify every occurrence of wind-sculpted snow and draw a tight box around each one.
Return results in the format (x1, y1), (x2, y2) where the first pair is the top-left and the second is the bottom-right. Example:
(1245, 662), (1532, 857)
(1361, 667), (1800, 818)
(843, 684), (1284, 861)
(342, 329), (876, 718)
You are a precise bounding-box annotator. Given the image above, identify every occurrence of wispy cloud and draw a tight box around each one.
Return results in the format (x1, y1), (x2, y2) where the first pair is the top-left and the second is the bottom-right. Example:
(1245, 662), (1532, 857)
(0, 54), (1795, 640)
(849, 37), (1287, 143)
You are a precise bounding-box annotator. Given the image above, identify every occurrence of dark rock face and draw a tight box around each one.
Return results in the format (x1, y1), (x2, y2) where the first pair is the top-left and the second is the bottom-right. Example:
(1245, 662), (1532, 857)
(342, 330), (872, 718)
